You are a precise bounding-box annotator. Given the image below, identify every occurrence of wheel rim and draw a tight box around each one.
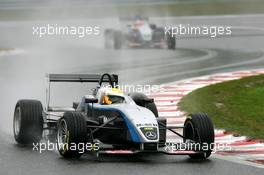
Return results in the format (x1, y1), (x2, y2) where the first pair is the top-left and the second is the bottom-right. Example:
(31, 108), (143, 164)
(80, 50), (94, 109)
(57, 119), (68, 151)
(14, 107), (21, 136)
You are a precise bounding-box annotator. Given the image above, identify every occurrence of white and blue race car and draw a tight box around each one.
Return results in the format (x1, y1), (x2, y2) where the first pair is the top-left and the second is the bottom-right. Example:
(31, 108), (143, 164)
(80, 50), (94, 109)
(104, 16), (176, 50)
(13, 73), (214, 159)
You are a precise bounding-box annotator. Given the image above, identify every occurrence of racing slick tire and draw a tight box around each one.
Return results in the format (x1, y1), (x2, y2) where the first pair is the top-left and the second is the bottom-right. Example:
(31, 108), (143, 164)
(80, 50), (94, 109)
(166, 31), (176, 50)
(13, 100), (43, 145)
(183, 113), (214, 159)
(114, 30), (122, 50)
(104, 30), (122, 49)
(129, 92), (159, 118)
(57, 112), (87, 158)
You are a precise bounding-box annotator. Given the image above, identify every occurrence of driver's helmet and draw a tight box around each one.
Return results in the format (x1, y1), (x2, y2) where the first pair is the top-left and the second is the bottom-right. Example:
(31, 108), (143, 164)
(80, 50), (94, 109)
(133, 16), (145, 28)
(97, 87), (125, 105)
(134, 20), (144, 28)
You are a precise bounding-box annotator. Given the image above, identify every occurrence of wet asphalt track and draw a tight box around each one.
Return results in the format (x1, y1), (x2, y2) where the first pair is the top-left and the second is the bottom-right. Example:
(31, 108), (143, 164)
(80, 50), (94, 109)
(0, 14), (264, 174)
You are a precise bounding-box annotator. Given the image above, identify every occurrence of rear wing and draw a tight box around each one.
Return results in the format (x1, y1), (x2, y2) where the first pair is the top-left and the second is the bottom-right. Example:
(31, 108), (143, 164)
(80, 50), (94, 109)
(47, 74), (118, 84)
(45, 73), (118, 110)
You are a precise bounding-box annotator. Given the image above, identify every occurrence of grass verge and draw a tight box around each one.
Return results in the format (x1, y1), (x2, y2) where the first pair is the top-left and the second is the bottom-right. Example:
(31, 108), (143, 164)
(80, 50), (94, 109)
(179, 74), (264, 140)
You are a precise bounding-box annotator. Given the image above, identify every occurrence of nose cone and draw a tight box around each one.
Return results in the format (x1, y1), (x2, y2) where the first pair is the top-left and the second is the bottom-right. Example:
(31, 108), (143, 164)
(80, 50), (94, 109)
(122, 104), (156, 122)
(112, 104), (159, 142)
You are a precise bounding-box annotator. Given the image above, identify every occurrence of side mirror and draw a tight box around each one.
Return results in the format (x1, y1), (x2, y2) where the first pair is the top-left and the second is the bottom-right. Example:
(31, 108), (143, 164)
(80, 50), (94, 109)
(85, 98), (98, 103)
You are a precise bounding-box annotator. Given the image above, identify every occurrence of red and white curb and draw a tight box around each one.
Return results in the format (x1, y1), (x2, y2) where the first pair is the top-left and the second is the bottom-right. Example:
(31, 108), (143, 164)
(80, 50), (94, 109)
(149, 69), (264, 167)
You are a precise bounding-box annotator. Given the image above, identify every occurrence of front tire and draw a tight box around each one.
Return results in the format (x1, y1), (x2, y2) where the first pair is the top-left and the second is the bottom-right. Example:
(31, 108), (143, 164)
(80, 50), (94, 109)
(13, 100), (43, 145)
(57, 112), (87, 158)
(166, 32), (176, 50)
(183, 113), (214, 159)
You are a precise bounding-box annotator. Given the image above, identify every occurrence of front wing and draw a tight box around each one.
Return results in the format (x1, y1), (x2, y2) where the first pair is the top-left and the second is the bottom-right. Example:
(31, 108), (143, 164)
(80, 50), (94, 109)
(98, 149), (205, 156)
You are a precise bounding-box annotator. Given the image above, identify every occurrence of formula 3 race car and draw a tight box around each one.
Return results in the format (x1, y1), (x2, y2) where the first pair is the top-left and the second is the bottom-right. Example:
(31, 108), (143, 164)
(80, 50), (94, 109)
(13, 73), (214, 159)
(104, 16), (176, 50)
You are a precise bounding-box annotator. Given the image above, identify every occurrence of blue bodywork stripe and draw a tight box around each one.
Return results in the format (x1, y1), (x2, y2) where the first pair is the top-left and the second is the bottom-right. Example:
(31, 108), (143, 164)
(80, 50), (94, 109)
(89, 106), (141, 143)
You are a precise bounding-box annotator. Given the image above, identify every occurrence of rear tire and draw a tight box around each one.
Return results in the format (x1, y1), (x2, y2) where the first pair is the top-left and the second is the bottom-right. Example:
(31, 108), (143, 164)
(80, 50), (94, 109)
(57, 112), (87, 158)
(183, 113), (214, 159)
(13, 100), (43, 145)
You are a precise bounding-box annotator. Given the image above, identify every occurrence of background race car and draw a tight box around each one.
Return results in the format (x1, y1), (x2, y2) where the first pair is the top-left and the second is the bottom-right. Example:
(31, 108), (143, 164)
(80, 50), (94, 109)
(104, 16), (176, 50)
